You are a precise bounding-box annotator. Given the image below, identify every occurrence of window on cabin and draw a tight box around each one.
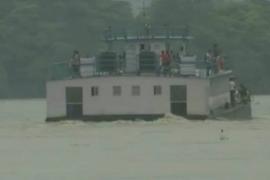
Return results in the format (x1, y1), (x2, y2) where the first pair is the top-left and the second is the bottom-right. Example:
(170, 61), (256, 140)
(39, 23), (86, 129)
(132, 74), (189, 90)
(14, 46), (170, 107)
(113, 86), (122, 96)
(154, 85), (162, 96)
(91, 86), (99, 96)
(132, 86), (140, 96)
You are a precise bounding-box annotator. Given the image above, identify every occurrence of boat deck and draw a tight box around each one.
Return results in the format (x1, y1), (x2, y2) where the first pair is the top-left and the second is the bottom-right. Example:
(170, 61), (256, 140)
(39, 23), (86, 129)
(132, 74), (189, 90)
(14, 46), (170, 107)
(48, 60), (232, 82)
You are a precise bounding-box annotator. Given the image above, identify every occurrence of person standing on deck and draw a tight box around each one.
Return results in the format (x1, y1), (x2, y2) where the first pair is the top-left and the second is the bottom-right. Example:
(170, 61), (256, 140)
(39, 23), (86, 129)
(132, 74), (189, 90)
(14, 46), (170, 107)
(165, 50), (171, 65)
(70, 50), (81, 78)
(213, 44), (221, 73)
(219, 56), (225, 71)
(160, 50), (166, 75)
(160, 51), (166, 65)
(239, 84), (251, 104)
(165, 50), (171, 75)
(205, 49), (213, 76)
(179, 45), (185, 57)
(159, 50), (171, 76)
(229, 77), (236, 107)
(216, 56), (225, 73)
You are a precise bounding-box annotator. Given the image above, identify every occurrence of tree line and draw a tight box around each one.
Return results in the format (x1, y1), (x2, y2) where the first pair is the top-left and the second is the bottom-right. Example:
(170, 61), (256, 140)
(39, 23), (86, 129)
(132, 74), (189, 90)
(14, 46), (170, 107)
(0, 0), (269, 98)
(148, 0), (270, 94)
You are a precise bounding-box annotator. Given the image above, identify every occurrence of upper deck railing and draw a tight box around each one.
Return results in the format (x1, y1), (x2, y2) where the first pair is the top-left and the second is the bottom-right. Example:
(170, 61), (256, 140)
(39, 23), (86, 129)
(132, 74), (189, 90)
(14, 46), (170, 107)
(103, 27), (193, 42)
(47, 56), (229, 81)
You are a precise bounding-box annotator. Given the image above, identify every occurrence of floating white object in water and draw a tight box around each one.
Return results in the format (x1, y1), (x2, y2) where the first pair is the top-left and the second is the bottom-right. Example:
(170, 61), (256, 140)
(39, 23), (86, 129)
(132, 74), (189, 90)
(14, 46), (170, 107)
(220, 129), (228, 141)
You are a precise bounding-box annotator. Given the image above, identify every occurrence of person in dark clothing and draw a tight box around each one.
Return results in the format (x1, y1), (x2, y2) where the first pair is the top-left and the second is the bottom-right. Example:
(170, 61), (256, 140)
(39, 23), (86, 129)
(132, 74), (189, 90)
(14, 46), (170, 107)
(205, 49), (213, 76)
(239, 84), (250, 104)
(165, 50), (171, 65)
(229, 78), (236, 107)
(180, 46), (185, 56)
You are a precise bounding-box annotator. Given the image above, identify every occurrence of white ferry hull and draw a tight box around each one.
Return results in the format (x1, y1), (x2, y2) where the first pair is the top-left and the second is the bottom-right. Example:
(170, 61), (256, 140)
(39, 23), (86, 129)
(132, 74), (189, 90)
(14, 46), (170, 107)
(46, 72), (251, 122)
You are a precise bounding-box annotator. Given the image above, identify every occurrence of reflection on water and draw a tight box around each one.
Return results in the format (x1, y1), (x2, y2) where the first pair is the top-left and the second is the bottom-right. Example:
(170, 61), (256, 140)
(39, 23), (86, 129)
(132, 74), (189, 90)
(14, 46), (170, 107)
(0, 96), (269, 180)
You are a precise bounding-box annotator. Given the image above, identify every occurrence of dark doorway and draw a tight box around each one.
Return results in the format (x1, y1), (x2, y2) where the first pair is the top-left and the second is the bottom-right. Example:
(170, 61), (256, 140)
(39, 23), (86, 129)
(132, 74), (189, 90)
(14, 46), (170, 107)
(66, 87), (83, 118)
(140, 44), (145, 51)
(170, 85), (187, 116)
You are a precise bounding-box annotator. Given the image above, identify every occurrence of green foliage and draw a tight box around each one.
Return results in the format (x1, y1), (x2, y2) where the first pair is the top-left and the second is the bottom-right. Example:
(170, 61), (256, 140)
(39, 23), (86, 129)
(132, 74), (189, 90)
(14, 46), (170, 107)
(0, 0), (133, 98)
(0, 0), (270, 98)
(148, 0), (270, 94)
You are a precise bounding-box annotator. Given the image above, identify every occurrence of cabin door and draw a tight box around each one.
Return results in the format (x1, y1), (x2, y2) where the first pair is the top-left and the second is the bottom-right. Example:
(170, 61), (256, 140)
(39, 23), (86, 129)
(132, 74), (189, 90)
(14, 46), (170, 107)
(170, 85), (187, 116)
(66, 87), (83, 119)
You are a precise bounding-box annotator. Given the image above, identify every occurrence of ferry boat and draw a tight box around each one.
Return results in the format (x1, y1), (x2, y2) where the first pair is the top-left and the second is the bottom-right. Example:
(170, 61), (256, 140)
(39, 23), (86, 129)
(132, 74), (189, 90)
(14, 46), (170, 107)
(46, 27), (252, 122)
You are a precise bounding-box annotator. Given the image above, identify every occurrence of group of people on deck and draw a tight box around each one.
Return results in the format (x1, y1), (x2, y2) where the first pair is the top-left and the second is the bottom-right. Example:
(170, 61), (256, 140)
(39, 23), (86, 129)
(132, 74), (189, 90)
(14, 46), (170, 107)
(159, 46), (185, 75)
(229, 77), (251, 107)
(69, 44), (225, 78)
(205, 44), (225, 76)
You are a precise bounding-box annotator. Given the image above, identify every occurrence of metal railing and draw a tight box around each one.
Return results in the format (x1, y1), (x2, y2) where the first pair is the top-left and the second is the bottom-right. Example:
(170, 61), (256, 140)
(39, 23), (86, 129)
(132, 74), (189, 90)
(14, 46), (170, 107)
(47, 57), (228, 81)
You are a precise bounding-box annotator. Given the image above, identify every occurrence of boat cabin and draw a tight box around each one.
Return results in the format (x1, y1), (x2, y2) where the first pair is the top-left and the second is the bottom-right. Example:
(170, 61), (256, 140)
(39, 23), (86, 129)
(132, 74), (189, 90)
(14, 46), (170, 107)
(46, 28), (241, 121)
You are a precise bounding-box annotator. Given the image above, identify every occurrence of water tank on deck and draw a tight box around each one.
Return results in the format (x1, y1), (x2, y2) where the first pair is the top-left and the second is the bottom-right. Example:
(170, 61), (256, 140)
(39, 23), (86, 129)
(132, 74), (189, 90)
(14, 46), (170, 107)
(80, 57), (96, 77)
(138, 51), (158, 73)
(96, 52), (118, 74)
(180, 56), (197, 76)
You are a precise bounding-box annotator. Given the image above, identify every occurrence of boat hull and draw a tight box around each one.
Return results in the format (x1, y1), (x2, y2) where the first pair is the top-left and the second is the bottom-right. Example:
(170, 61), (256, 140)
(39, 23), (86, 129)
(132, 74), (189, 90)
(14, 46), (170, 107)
(210, 103), (252, 120)
(46, 114), (164, 122)
(46, 104), (252, 122)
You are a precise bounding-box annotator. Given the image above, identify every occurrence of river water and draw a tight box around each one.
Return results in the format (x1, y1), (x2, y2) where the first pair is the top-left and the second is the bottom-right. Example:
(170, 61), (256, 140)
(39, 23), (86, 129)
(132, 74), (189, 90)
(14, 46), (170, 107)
(0, 96), (269, 180)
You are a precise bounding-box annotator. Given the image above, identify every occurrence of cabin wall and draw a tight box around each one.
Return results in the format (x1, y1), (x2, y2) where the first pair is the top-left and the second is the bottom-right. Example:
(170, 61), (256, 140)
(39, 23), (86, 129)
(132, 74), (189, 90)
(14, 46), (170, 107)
(84, 77), (169, 115)
(46, 82), (66, 118)
(208, 73), (231, 110)
(46, 77), (209, 119)
(187, 79), (209, 116)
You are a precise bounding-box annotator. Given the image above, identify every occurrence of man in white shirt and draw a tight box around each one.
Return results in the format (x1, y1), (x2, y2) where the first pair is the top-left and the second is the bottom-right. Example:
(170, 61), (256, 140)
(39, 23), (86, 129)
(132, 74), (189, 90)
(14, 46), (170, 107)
(229, 78), (236, 106)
